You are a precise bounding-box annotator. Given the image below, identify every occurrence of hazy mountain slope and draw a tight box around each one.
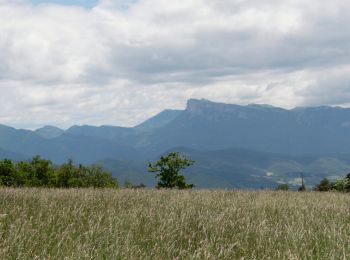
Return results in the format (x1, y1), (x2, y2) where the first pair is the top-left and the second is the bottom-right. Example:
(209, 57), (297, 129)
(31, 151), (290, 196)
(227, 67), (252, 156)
(0, 148), (27, 161)
(180, 148), (350, 188)
(43, 134), (143, 164)
(64, 110), (182, 150)
(87, 100), (350, 156)
(0, 124), (51, 157)
(135, 109), (182, 130)
(0, 125), (141, 164)
(2, 98), (350, 189)
(35, 126), (64, 139)
(139, 99), (350, 155)
(101, 159), (154, 187)
(66, 125), (135, 140)
(101, 147), (350, 189)
(28, 98), (350, 158)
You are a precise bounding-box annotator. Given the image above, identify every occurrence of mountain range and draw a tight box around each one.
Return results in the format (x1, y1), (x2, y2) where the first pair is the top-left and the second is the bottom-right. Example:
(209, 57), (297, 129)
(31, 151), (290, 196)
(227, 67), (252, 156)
(1, 98), (350, 188)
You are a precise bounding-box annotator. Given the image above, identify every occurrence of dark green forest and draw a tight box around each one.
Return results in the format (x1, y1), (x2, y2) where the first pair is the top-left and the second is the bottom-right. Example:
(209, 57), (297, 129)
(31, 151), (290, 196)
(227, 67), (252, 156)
(0, 156), (118, 188)
(2, 154), (350, 191)
(313, 175), (350, 192)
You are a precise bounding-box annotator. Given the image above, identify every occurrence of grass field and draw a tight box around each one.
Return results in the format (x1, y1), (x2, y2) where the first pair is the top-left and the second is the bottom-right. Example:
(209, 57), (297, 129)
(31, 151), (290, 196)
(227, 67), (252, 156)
(0, 189), (349, 259)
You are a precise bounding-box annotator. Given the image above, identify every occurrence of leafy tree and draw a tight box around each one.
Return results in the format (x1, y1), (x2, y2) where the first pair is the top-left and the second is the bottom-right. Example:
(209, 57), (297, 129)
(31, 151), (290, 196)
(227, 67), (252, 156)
(148, 152), (195, 189)
(29, 156), (54, 186)
(16, 161), (33, 186)
(332, 178), (346, 192)
(0, 159), (17, 186)
(314, 178), (333, 192)
(55, 159), (76, 188)
(124, 180), (133, 188)
(0, 157), (118, 188)
(275, 183), (289, 191)
(330, 174), (350, 192)
(14, 157), (54, 187)
(86, 165), (118, 188)
(344, 173), (350, 192)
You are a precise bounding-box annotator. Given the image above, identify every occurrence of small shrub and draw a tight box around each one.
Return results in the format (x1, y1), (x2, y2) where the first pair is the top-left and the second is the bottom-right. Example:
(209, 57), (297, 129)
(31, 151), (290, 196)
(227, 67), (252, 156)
(275, 184), (289, 191)
(314, 178), (333, 192)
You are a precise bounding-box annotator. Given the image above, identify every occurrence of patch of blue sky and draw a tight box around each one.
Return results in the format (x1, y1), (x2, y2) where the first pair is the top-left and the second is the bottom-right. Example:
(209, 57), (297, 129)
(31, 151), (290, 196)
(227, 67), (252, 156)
(31, 0), (99, 9)
(117, 0), (138, 10)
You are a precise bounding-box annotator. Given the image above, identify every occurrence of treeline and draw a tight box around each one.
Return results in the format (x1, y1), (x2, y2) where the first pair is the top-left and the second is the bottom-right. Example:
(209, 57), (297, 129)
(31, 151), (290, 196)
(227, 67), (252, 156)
(276, 174), (350, 192)
(314, 174), (350, 192)
(0, 156), (118, 188)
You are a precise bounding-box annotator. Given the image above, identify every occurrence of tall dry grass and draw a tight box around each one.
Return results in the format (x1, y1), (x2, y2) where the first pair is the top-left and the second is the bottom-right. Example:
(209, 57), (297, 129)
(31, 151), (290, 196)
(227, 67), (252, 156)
(0, 188), (349, 259)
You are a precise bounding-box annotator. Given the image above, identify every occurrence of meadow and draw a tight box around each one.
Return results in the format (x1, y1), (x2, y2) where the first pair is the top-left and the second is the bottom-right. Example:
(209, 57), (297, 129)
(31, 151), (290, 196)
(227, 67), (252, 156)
(0, 188), (349, 259)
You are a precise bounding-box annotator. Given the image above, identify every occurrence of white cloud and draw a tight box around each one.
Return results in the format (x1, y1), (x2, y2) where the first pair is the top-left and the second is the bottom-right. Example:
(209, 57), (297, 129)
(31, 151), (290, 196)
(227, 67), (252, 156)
(1, 0), (350, 128)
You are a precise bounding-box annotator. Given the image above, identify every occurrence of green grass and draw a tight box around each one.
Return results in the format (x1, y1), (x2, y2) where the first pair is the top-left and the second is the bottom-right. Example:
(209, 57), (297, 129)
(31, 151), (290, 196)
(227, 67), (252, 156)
(0, 189), (350, 259)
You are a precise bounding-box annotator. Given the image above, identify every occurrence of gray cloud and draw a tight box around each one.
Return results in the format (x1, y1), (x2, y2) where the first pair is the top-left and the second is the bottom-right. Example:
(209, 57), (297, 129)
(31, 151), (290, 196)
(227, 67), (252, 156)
(1, 0), (350, 128)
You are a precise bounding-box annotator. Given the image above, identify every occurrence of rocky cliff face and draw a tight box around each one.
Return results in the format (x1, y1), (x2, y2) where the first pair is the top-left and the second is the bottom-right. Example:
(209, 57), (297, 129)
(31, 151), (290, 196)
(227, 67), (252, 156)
(186, 99), (243, 120)
(185, 98), (288, 121)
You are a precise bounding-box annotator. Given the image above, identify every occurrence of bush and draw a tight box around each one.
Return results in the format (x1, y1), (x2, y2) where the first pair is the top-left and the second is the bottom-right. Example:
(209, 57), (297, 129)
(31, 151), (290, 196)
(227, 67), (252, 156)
(275, 184), (289, 191)
(314, 178), (333, 192)
(312, 173), (350, 193)
(0, 159), (16, 187)
(0, 157), (118, 188)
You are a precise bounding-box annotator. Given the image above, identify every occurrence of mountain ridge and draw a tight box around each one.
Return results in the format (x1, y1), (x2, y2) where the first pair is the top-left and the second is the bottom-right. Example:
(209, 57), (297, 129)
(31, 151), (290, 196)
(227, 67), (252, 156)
(2, 98), (350, 157)
(35, 125), (64, 139)
(1, 98), (350, 188)
(3, 99), (350, 132)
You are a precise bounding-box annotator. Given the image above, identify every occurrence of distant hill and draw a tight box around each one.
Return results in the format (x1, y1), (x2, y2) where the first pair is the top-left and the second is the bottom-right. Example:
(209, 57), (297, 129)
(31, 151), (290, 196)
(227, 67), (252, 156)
(137, 99), (350, 155)
(66, 125), (134, 140)
(0, 124), (49, 158)
(23, 98), (350, 157)
(1, 99), (350, 188)
(35, 125), (64, 139)
(135, 109), (182, 131)
(0, 124), (141, 164)
(101, 147), (350, 189)
(0, 147), (27, 161)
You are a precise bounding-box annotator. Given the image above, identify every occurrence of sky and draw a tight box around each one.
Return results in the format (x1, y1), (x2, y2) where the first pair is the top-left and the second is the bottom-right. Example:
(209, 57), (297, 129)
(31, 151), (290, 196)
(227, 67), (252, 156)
(1, 0), (350, 129)
(31, 0), (98, 9)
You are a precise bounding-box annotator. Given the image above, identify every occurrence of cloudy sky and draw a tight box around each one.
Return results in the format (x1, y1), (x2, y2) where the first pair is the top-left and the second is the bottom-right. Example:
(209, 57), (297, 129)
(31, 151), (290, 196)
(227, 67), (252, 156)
(1, 0), (350, 129)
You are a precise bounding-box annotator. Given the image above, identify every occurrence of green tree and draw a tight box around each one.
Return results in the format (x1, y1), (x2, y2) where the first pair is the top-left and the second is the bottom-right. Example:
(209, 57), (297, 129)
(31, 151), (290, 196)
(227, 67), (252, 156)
(275, 183), (289, 191)
(314, 178), (333, 192)
(332, 178), (346, 192)
(124, 180), (133, 188)
(0, 157), (118, 188)
(0, 159), (17, 186)
(86, 165), (118, 188)
(55, 159), (76, 188)
(148, 152), (195, 189)
(331, 174), (350, 192)
(16, 161), (33, 186)
(29, 156), (54, 186)
(344, 173), (350, 192)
